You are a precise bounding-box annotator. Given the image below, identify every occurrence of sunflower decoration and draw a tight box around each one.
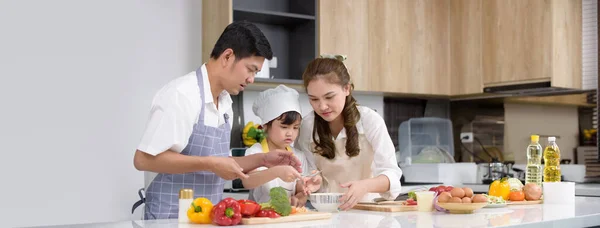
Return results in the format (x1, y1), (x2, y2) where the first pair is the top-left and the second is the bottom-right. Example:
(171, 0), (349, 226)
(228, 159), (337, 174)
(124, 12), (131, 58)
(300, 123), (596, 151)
(242, 121), (266, 147)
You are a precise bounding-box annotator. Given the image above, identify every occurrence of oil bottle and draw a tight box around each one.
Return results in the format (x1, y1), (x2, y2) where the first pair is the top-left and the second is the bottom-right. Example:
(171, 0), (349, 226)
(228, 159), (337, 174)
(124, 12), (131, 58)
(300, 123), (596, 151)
(543, 137), (561, 182)
(525, 135), (543, 186)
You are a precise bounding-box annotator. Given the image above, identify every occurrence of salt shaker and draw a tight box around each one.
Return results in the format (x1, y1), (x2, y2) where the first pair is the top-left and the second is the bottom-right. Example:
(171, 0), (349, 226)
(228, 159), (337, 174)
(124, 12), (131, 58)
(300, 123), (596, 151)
(178, 188), (194, 223)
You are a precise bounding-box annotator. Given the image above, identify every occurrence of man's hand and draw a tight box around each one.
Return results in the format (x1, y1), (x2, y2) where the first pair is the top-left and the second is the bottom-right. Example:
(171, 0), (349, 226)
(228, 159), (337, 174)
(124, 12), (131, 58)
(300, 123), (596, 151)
(263, 149), (302, 173)
(209, 157), (250, 180)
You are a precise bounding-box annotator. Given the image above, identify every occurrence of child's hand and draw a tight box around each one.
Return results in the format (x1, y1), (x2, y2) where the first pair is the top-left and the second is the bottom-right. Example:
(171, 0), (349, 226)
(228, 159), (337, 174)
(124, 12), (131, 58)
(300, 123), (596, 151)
(291, 192), (308, 207)
(273, 165), (303, 182)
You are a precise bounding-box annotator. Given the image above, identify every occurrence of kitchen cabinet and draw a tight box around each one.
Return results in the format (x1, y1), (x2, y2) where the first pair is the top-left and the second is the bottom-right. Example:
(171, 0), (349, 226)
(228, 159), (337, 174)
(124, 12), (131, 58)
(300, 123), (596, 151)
(482, 0), (582, 89)
(203, 0), (585, 97)
(318, 0), (370, 92)
(203, 0), (452, 95)
(320, 0), (451, 95)
(450, 0), (483, 96)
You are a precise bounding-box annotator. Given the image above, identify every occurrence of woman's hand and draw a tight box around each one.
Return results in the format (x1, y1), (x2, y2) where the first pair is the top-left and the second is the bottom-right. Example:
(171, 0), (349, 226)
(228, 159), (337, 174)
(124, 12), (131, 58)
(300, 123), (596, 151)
(303, 171), (322, 195)
(338, 180), (369, 211)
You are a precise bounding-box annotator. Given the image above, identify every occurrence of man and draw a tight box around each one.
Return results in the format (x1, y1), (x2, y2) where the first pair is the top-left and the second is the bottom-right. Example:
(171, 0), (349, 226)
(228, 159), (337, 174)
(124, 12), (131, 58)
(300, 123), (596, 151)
(133, 21), (303, 219)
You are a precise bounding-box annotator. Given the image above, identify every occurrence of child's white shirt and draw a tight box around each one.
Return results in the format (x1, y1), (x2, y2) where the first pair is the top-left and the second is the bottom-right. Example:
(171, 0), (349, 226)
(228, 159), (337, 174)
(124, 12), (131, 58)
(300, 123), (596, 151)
(245, 142), (315, 203)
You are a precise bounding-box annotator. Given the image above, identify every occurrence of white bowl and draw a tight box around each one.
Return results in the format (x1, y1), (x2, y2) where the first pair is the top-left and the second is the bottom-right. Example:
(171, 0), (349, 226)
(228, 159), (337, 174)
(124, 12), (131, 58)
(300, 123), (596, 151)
(309, 193), (344, 212)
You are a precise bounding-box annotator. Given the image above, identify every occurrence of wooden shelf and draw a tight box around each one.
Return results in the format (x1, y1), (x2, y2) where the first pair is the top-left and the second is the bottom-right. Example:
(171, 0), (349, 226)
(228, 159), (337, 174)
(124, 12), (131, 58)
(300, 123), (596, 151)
(505, 94), (596, 107)
(233, 8), (315, 26)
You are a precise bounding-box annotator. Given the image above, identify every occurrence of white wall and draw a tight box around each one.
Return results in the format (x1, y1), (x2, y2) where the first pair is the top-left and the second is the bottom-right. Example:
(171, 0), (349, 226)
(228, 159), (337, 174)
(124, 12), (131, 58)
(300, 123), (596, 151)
(0, 1), (202, 227)
(504, 103), (579, 164)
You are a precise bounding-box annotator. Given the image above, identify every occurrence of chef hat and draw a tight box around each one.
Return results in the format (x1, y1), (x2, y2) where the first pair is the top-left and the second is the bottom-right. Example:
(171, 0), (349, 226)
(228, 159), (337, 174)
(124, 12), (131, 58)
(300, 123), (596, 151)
(252, 84), (302, 125)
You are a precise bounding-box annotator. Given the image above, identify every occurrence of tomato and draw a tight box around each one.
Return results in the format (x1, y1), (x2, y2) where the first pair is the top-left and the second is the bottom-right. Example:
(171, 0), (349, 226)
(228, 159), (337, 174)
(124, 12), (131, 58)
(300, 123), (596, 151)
(405, 198), (417, 205)
(237, 199), (260, 217)
(509, 191), (525, 201)
(256, 209), (280, 218)
(445, 186), (454, 192)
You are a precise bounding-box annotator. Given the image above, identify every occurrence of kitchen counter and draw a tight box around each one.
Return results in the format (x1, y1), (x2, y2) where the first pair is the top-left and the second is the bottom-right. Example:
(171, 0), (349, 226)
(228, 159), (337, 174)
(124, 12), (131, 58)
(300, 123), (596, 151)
(464, 183), (600, 197)
(42, 197), (600, 228)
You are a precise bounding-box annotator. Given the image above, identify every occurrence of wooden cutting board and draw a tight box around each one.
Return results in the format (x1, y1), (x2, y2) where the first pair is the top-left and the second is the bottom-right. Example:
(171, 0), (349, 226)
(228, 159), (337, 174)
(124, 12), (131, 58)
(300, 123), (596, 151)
(353, 203), (418, 212)
(507, 200), (543, 205)
(358, 200), (406, 205)
(240, 211), (332, 225)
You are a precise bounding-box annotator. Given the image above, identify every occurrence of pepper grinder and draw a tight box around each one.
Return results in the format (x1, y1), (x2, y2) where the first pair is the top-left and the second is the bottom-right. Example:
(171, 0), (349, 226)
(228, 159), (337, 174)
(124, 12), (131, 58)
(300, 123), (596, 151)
(179, 189), (194, 223)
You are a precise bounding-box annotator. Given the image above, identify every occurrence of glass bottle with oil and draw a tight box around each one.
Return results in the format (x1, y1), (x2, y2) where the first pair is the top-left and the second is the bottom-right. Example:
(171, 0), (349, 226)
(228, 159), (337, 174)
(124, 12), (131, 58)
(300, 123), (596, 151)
(543, 137), (561, 182)
(526, 135), (543, 186)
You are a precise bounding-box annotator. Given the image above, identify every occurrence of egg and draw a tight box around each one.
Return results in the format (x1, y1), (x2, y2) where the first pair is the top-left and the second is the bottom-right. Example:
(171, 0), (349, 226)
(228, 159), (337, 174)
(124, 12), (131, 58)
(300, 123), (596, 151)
(462, 187), (474, 197)
(450, 187), (465, 198)
(462, 197), (472, 203)
(437, 192), (452, 203)
(472, 194), (488, 203)
(449, 197), (463, 203)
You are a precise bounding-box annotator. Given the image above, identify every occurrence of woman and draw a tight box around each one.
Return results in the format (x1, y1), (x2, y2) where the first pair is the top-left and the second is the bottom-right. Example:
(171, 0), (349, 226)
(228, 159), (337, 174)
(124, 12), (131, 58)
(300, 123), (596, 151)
(295, 56), (402, 211)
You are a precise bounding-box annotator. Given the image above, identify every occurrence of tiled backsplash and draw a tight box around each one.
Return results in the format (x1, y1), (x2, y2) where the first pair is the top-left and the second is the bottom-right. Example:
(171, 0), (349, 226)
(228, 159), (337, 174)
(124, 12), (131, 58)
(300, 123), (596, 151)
(451, 101), (505, 163)
(505, 103), (579, 164)
(383, 98), (427, 151)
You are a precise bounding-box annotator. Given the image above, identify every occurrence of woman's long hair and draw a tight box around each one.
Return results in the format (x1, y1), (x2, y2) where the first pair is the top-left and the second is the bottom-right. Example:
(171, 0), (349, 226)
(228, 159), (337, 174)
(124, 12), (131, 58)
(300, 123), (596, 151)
(302, 58), (360, 159)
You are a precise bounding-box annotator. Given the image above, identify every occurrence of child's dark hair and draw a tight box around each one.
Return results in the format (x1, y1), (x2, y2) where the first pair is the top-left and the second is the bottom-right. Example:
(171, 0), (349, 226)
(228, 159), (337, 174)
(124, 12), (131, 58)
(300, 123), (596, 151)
(210, 21), (273, 60)
(265, 111), (302, 127)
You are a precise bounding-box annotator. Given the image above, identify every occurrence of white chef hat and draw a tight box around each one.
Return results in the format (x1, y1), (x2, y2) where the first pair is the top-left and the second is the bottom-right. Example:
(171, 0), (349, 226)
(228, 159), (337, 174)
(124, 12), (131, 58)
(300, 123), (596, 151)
(252, 84), (302, 125)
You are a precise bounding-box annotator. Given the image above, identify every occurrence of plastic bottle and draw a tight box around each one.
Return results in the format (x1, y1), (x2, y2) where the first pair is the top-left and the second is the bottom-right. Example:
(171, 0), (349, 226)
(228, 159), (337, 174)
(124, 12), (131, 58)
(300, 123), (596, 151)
(525, 135), (543, 186)
(179, 188), (194, 223)
(543, 137), (561, 182)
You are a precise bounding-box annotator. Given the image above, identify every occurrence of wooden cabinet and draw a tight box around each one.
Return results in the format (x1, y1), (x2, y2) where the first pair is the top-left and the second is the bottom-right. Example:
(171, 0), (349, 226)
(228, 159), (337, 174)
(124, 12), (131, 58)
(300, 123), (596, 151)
(318, 0), (370, 91)
(203, 0), (584, 97)
(450, 0), (483, 96)
(481, 0), (582, 89)
(319, 0), (450, 95)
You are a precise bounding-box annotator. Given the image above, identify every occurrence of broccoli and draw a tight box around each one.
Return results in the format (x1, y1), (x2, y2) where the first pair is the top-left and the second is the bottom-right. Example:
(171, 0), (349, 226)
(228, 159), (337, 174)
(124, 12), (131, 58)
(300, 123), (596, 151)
(259, 187), (292, 216)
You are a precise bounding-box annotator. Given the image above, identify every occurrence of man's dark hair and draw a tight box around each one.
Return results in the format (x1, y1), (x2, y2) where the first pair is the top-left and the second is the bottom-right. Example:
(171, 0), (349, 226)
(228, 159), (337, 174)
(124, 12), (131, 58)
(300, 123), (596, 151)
(210, 21), (273, 60)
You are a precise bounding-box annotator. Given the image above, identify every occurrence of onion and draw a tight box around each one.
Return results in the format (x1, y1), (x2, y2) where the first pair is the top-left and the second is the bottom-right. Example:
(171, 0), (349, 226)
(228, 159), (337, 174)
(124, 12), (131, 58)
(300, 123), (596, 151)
(433, 193), (449, 213)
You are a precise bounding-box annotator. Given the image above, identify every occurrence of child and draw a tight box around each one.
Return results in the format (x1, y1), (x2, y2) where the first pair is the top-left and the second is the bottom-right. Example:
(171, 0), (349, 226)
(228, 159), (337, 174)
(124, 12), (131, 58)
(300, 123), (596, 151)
(242, 85), (321, 206)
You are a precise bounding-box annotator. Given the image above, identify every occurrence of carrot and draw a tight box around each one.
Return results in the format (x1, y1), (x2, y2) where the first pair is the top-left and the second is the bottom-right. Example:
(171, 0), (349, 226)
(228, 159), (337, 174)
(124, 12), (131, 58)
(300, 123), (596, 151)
(291, 206), (297, 214)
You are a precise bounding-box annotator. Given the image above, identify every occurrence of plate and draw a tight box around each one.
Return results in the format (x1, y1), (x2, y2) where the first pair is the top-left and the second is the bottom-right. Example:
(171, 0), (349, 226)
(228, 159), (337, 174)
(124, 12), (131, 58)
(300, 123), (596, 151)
(437, 203), (488, 214)
(484, 203), (507, 208)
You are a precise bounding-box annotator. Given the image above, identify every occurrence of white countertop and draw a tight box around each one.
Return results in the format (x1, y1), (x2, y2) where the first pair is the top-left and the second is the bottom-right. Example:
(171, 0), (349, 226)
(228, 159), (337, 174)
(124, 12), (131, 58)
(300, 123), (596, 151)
(45, 196), (600, 228)
(463, 183), (600, 197)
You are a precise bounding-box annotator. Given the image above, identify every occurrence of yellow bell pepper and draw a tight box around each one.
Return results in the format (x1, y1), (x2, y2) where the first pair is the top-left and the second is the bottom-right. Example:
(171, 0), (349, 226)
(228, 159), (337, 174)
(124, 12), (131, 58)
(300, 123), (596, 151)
(242, 121), (265, 147)
(489, 178), (511, 200)
(187, 197), (213, 224)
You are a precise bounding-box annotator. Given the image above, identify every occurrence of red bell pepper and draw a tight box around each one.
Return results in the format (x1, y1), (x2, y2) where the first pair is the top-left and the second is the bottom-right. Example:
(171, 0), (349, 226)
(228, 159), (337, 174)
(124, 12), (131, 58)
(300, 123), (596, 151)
(211, 198), (242, 226)
(238, 199), (260, 217)
(256, 209), (280, 218)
